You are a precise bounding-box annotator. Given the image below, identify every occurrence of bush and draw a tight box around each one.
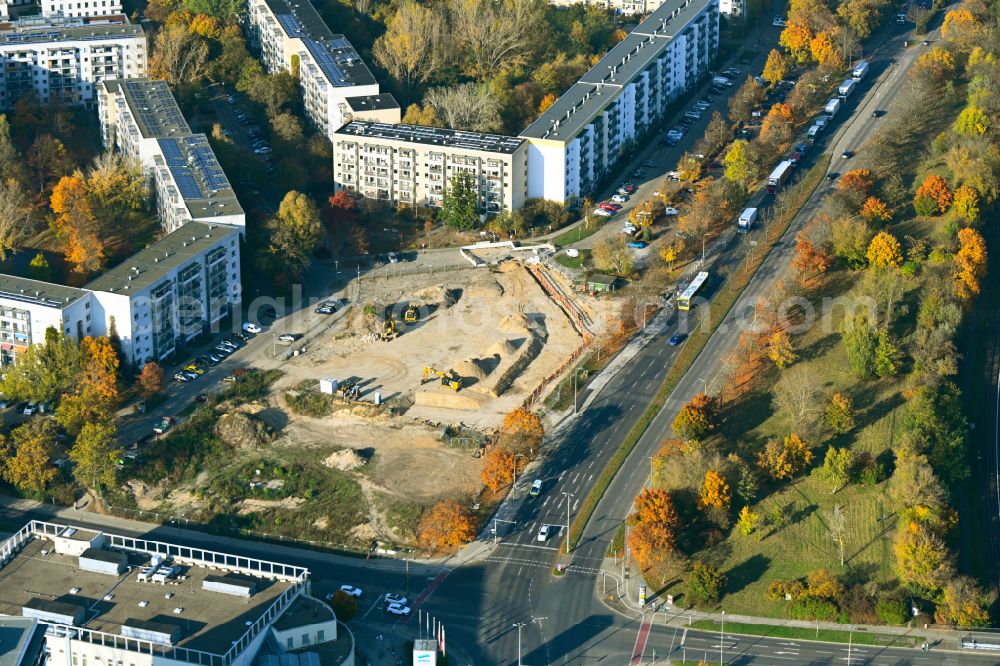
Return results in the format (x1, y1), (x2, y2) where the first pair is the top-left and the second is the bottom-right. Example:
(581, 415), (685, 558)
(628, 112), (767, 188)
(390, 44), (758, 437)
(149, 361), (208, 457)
(789, 597), (838, 621)
(285, 390), (333, 417)
(875, 598), (908, 625)
(328, 590), (357, 622)
(687, 561), (726, 607)
(839, 585), (878, 624)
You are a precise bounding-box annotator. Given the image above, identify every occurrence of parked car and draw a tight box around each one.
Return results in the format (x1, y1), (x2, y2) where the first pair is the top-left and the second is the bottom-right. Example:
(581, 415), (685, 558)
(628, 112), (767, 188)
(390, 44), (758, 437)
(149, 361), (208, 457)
(21, 402), (37, 415)
(384, 593), (408, 605)
(222, 375), (239, 383)
(184, 364), (205, 375)
(620, 183), (637, 193)
(242, 322), (262, 334)
(278, 333), (301, 343)
(315, 304), (336, 314)
(339, 585), (363, 598)
(641, 159), (658, 168)
(627, 241), (648, 249)
(593, 208), (612, 217)
(603, 202), (622, 211)
(664, 207), (679, 216)
(153, 417), (175, 435)
(611, 194), (628, 203)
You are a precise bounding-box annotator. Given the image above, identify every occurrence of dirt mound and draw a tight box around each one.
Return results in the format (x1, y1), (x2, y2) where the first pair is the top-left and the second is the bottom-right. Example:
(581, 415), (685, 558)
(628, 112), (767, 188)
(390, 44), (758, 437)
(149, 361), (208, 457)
(323, 448), (366, 471)
(215, 412), (273, 449)
(454, 359), (488, 381)
(413, 285), (446, 302)
(466, 282), (504, 300)
(487, 338), (520, 357)
(500, 313), (531, 335)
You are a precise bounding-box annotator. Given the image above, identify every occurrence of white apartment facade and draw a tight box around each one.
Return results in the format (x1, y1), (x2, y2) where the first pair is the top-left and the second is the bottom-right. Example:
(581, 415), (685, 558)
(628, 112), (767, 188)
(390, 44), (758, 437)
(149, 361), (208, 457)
(245, 0), (400, 139)
(97, 79), (245, 235)
(85, 221), (242, 368)
(40, 0), (121, 18)
(0, 276), (93, 366)
(520, 0), (719, 203)
(333, 121), (528, 213)
(0, 16), (145, 108)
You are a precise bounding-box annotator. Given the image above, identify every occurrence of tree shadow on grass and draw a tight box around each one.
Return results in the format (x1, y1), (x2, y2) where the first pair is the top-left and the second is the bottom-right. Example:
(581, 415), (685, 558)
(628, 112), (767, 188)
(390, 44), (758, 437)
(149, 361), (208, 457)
(719, 390), (775, 439)
(857, 391), (906, 432)
(797, 332), (841, 363)
(726, 554), (771, 595)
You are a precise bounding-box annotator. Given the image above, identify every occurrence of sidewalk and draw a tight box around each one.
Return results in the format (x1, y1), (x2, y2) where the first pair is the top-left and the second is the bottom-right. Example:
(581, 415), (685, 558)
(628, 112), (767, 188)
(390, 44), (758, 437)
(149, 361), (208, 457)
(597, 555), (977, 654)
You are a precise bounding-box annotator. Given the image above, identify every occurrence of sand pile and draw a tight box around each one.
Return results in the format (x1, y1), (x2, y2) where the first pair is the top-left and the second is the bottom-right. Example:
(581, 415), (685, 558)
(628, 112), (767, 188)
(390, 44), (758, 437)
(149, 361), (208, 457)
(487, 338), (520, 357)
(454, 359), (489, 381)
(323, 448), (366, 471)
(500, 313), (531, 335)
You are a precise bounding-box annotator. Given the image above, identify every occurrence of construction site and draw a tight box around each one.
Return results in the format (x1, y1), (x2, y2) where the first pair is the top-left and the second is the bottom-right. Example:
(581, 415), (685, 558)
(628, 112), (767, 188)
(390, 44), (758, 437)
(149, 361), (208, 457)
(124, 247), (619, 549)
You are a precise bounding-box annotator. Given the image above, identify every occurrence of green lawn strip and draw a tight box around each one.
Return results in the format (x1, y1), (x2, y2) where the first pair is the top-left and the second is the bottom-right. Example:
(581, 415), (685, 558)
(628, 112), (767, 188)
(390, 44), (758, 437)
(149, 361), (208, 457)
(552, 219), (606, 247)
(691, 620), (922, 648)
(567, 157), (830, 551)
(554, 249), (590, 270)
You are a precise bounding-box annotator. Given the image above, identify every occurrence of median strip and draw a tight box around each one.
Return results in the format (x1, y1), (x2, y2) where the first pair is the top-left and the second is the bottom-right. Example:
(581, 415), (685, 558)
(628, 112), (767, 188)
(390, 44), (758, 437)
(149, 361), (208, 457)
(690, 619), (923, 648)
(567, 157), (830, 551)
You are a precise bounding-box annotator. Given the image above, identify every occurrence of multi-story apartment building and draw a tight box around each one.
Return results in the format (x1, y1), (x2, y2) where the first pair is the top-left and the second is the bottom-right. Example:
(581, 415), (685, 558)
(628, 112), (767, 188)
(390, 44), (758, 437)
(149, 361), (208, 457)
(333, 121), (528, 213)
(0, 15), (145, 108)
(0, 276), (93, 366)
(85, 221), (242, 368)
(40, 0), (122, 18)
(97, 79), (245, 234)
(718, 0), (741, 16)
(520, 0), (719, 203)
(245, 0), (400, 139)
(0, 222), (242, 369)
(0, 520), (355, 665)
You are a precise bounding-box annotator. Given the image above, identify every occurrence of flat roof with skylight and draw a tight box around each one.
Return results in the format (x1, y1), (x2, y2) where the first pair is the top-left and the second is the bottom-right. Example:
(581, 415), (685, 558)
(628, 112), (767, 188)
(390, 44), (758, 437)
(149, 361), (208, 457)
(0, 521), (308, 663)
(109, 78), (191, 138)
(0, 14), (141, 43)
(0, 275), (88, 309)
(337, 120), (525, 155)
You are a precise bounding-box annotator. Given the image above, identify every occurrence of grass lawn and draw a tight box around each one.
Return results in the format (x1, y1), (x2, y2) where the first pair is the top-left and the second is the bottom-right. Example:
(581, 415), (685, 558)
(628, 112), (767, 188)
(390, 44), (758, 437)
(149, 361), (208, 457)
(554, 249), (590, 270)
(553, 218), (606, 247)
(690, 620), (922, 647)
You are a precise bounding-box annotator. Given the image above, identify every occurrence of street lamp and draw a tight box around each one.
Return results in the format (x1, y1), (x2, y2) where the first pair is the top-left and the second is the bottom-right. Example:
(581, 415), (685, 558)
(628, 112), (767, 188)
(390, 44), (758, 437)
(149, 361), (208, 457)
(512, 621), (527, 666)
(512, 453), (526, 488)
(702, 233), (710, 264)
(720, 610), (725, 666)
(562, 491), (574, 553)
(647, 456), (655, 487)
(271, 333), (277, 358)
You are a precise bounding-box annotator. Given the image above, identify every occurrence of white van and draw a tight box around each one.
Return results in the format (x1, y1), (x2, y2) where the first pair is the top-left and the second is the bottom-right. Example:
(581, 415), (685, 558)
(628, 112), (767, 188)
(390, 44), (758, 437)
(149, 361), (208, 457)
(242, 322), (262, 334)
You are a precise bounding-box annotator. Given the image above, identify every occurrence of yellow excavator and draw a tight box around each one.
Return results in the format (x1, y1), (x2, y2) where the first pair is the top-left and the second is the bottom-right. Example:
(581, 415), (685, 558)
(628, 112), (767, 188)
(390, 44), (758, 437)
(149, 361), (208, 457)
(422, 366), (462, 391)
(404, 304), (419, 324)
(380, 318), (399, 341)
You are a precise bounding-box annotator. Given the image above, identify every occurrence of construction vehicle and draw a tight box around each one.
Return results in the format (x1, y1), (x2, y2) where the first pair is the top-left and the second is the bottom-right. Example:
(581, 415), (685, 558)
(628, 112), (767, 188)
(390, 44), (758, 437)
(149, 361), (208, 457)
(422, 366), (462, 391)
(404, 304), (419, 324)
(380, 318), (399, 341)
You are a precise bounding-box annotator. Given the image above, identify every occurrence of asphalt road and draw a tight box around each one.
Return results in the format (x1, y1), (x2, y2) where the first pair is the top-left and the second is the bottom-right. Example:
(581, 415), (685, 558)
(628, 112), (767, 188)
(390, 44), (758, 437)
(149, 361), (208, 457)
(415, 16), (941, 666)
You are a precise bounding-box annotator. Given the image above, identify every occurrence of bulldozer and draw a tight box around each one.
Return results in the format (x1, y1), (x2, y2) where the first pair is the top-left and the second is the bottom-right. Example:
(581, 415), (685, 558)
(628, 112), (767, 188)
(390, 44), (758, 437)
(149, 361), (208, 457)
(422, 366), (462, 391)
(380, 318), (399, 341)
(403, 304), (419, 324)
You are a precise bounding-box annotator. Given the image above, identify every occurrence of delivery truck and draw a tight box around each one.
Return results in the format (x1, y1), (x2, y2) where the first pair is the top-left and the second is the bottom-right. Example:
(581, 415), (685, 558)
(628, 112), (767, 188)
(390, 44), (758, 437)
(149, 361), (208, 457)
(852, 60), (869, 80)
(767, 160), (794, 194)
(838, 78), (856, 99)
(738, 207), (758, 232)
(825, 98), (841, 117)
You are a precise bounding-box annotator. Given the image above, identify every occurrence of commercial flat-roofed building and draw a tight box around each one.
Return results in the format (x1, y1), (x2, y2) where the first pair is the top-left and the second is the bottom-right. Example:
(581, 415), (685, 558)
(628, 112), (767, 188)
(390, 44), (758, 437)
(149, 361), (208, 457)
(97, 79), (245, 234)
(246, 0), (400, 138)
(333, 121), (527, 213)
(85, 220), (242, 368)
(520, 0), (718, 203)
(0, 15), (145, 108)
(0, 520), (354, 666)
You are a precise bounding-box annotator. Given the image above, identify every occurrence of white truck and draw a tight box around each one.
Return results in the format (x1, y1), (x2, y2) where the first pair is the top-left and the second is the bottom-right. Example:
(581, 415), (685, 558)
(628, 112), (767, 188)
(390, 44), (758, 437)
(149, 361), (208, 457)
(738, 207), (758, 232)
(852, 60), (870, 80)
(838, 78), (857, 99)
(824, 98), (842, 117)
(767, 160), (794, 194)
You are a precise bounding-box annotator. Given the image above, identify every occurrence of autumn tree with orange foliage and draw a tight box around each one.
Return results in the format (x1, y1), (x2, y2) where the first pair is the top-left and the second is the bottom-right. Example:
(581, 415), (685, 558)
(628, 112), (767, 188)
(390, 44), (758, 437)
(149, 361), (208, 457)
(137, 362), (164, 399)
(50, 174), (104, 273)
(914, 47), (957, 83)
(792, 231), (832, 282)
(499, 407), (543, 455)
(838, 168), (875, 196)
(56, 336), (120, 435)
(418, 499), (476, 550)
(672, 393), (717, 441)
(780, 20), (813, 62)
(480, 445), (525, 491)
(810, 32), (842, 68)
(761, 102), (795, 146)
(860, 196), (892, 224)
(954, 227), (987, 299)
(628, 487), (681, 571)
(914, 174), (953, 215)
(767, 330), (798, 369)
(700, 470), (731, 511)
